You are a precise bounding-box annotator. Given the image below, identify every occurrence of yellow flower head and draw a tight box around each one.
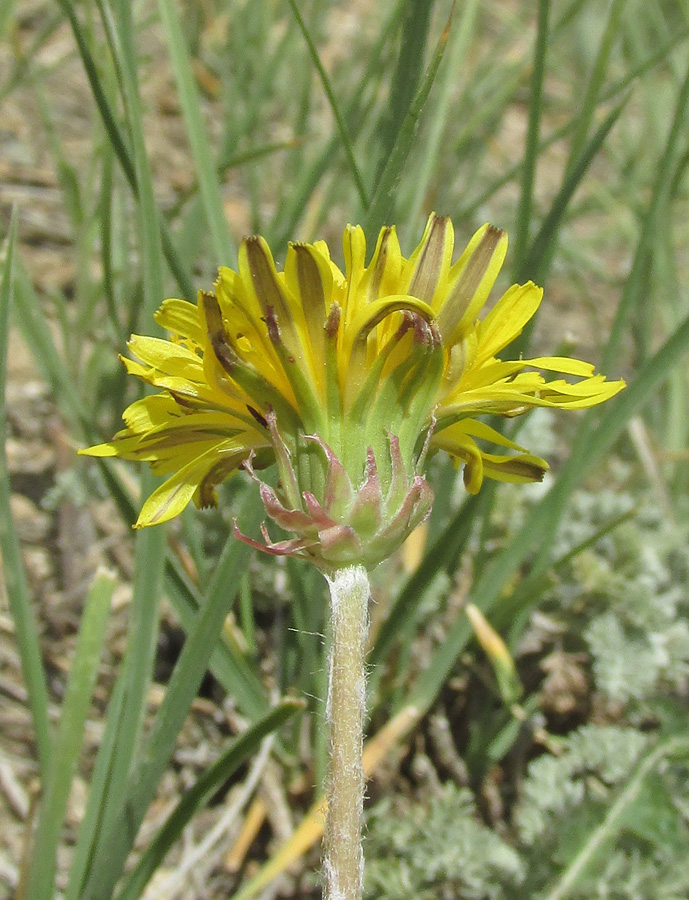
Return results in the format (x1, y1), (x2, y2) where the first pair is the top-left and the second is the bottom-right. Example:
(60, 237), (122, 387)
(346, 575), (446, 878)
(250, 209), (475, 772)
(82, 214), (624, 571)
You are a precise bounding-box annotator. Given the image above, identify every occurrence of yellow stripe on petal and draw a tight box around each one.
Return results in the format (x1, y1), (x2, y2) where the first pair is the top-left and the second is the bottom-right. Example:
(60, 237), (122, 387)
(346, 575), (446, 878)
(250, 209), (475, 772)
(140, 413), (258, 443)
(526, 356), (596, 377)
(284, 242), (332, 384)
(135, 441), (248, 527)
(127, 336), (206, 383)
(120, 356), (151, 379)
(361, 226), (403, 307)
(136, 471), (206, 527)
(475, 282), (543, 364)
(342, 224), (368, 326)
(122, 394), (182, 433)
(214, 270), (279, 366)
(454, 359), (530, 391)
(78, 441), (119, 458)
(442, 418), (530, 453)
(540, 379), (626, 405)
(216, 265), (265, 338)
(146, 440), (232, 473)
(536, 374), (616, 394)
(154, 298), (205, 347)
(441, 375), (625, 416)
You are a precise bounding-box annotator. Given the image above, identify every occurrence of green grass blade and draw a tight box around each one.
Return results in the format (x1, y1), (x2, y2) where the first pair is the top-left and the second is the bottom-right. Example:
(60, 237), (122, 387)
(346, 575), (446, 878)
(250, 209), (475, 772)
(406, 0), (479, 227)
(458, 25), (689, 222)
(157, 0), (236, 262)
(0, 212), (52, 778)
(75, 3), (169, 891)
(8, 263), (269, 721)
(55, 0), (134, 184)
(114, 698), (304, 900)
(64, 673), (127, 900)
(407, 307), (689, 717)
(0, 11), (63, 106)
(238, 573), (257, 657)
(168, 138), (302, 220)
(517, 93), (629, 285)
(602, 59), (689, 373)
(78, 520), (167, 887)
(541, 735), (689, 900)
(270, 0), (406, 249)
(0, 0), (19, 39)
(512, 0), (551, 274)
(14, 257), (91, 433)
(287, 0), (368, 211)
(98, 0), (163, 314)
(79, 499), (264, 900)
(161, 500), (269, 719)
(65, 535), (262, 900)
(368, 492), (493, 708)
(606, 26), (689, 100)
(376, 0), (434, 170)
(507, 95), (628, 361)
(369, 494), (479, 675)
(164, 554), (269, 720)
(565, 0), (628, 173)
(362, 9), (452, 240)
(57, 0), (196, 298)
(29, 71), (84, 232)
(99, 141), (123, 340)
(25, 569), (116, 900)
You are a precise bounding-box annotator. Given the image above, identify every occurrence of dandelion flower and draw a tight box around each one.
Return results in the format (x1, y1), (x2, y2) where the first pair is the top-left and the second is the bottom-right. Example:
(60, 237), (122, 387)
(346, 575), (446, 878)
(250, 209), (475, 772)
(82, 214), (624, 572)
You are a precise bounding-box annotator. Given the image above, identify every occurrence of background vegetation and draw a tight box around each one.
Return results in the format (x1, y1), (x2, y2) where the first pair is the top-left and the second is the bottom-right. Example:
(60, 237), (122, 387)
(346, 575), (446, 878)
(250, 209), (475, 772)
(1, 0), (688, 898)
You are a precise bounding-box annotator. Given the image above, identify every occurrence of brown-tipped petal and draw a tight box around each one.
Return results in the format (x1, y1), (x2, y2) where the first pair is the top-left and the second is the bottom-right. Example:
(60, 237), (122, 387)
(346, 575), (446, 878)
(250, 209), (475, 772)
(196, 480), (219, 509)
(480, 452), (549, 484)
(406, 214), (453, 304)
(247, 405), (268, 429)
(285, 243), (330, 338)
(437, 224), (507, 343)
(196, 450), (251, 509)
(242, 236), (290, 322)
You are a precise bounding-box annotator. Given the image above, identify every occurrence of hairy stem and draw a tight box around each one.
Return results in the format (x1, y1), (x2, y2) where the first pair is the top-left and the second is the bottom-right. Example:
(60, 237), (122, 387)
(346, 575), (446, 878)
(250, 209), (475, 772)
(324, 565), (370, 900)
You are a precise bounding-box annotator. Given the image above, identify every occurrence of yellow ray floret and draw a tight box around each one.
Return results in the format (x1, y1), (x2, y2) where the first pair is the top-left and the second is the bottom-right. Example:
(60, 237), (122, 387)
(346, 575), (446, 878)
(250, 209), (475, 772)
(81, 214), (625, 534)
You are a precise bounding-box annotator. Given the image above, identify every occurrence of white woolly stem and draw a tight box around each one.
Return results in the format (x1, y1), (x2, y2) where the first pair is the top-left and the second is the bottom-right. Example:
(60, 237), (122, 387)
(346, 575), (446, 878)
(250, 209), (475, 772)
(324, 565), (370, 900)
